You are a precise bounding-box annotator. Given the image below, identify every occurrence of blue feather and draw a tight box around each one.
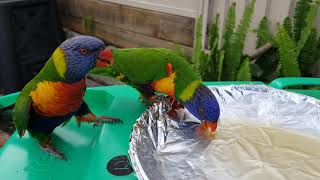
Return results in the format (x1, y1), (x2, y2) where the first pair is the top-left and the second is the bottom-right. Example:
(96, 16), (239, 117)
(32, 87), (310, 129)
(60, 35), (105, 82)
(182, 85), (220, 122)
(28, 109), (75, 134)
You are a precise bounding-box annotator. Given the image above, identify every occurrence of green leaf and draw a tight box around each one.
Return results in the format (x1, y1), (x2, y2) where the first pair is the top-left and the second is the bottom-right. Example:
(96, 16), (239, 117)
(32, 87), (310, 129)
(209, 14), (220, 50)
(293, 0), (312, 42)
(191, 16), (203, 74)
(314, 36), (320, 62)
(199, 50), (210, 79)
(296, 0), (320, 55)
(217, 50), (225, 81)
(256, 16), (272, 48)
(299, 28), (318, 76)
(283, 17), (293, 38)
(207, 39), (219, 81)
(82, 16), (95, 35)
(223, 0), (256, 81)
(222, 3), (236, 50)
(275, 25), (301, 77)
(236, 58), (252, 81)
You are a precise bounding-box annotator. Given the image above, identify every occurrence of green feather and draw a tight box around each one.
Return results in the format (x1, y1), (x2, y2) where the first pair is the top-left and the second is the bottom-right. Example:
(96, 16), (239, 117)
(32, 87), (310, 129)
(111, 48), (201, 101)
(13, 57), (63, 140)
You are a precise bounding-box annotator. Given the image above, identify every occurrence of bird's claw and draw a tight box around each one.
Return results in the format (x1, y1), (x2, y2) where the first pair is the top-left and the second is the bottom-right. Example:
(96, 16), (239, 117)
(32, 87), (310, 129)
(93, 116), (123, 128)
(41, 144), (66, 160)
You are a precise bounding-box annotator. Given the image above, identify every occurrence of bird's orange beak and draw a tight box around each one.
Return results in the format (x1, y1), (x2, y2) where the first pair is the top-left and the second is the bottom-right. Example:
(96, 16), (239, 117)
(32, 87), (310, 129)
(96, 48), (113, 67)
(196, 121), (218, 140)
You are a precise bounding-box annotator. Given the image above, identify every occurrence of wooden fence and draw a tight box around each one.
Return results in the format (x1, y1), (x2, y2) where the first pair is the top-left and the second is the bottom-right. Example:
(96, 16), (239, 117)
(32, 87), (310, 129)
(57, 0), (320, 56)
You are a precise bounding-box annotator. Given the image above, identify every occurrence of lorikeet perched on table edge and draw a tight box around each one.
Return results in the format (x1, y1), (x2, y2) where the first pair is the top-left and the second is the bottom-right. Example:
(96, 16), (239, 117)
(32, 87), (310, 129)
(2, 36), (122, 159)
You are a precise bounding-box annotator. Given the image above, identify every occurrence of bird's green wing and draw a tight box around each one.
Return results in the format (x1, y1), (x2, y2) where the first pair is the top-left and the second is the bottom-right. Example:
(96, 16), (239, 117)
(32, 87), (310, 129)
(13, 93), (32, 137)
(13, 57), (64, 137)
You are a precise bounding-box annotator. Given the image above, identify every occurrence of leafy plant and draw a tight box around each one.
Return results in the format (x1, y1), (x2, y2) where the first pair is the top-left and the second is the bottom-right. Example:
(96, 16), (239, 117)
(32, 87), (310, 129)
(283, 17), (293, 38)
(296, 0), (319, 55)
(209, 14), (220, 49)
(203, 14), (220, 81)
(217, 50), (225, 81)
(223, 0), (256, 81)
(299, 28), (318, 76)
(252, 16), (279, 82)
(256, 17), (269, 48)
(293, 0), (312, 42)
(275, 25), (301, 77)
(191, 16), (203, 74)
(222, 3), (236, 50)
(189, 0), (256, 82)
(254, 0), (320, 81)
(236, 58), (252, 81)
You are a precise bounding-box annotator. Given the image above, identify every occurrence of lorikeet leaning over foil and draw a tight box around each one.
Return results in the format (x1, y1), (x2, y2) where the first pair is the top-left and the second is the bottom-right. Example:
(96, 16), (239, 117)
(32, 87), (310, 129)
(5, 36), (121, 159)
(91, 48), (220, 139)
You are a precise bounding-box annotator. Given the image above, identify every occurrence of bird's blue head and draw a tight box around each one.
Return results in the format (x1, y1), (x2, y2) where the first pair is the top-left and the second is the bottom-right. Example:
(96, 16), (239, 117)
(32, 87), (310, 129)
(56, 35), (113, 82)
(182, 84), (220, 139)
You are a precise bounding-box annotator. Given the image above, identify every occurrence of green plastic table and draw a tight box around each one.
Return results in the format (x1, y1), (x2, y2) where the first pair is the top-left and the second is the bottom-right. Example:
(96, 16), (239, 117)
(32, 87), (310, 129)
(269, 77), (320, 99)
(0, 86), (146, 180)
(0, 78), (318, 180)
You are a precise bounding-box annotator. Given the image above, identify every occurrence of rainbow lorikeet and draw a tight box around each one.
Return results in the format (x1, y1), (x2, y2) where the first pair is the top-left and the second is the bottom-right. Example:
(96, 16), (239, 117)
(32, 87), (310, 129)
(92, 48), (220, 139)
(12, 36), (121, 159)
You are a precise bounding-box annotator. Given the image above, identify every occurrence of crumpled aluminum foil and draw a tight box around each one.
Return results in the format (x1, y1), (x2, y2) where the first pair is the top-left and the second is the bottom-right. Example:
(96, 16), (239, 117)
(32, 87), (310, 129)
(129, 85), (320, 180)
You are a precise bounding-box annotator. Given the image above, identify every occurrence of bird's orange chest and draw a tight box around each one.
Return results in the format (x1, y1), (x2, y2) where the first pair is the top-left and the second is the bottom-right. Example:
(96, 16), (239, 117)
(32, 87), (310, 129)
(151, 63), (176, 97)
(31, 79), (86, 117)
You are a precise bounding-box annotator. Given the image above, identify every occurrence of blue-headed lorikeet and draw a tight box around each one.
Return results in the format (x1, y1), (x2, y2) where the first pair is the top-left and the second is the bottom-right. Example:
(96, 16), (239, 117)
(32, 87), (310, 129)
(91, 48), (220, 139)
(11, 36), (121, 159)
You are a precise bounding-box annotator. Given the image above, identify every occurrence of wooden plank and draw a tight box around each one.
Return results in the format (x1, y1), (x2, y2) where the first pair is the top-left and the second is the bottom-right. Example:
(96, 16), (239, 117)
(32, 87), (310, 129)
(159, 15), (194, 45)
(100, 0), (200, 18)
(57, 0), (194, 46)
(60, 15), (193, 56)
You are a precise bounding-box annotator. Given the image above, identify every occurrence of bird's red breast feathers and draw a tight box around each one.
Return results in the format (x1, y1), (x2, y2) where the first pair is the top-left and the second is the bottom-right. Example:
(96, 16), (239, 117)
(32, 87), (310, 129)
(30, 79), (86, 117)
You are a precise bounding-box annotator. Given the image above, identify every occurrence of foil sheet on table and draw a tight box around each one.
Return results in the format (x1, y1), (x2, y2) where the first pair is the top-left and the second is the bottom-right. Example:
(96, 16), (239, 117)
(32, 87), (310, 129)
(129, 85), (320, 180)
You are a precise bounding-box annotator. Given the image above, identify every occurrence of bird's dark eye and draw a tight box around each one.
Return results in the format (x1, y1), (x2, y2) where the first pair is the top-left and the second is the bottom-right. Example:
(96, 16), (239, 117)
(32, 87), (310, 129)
(79, 48), (89, 55)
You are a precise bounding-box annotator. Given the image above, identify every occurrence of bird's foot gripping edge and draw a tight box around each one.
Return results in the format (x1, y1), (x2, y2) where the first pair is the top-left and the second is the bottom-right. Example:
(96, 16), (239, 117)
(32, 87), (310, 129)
(167, 97), (184, 119)
(93, 116), (123, 128)
(196, 121), (218, 140)
(139, 94), (161, 106)
(76, 113), (122, 127)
